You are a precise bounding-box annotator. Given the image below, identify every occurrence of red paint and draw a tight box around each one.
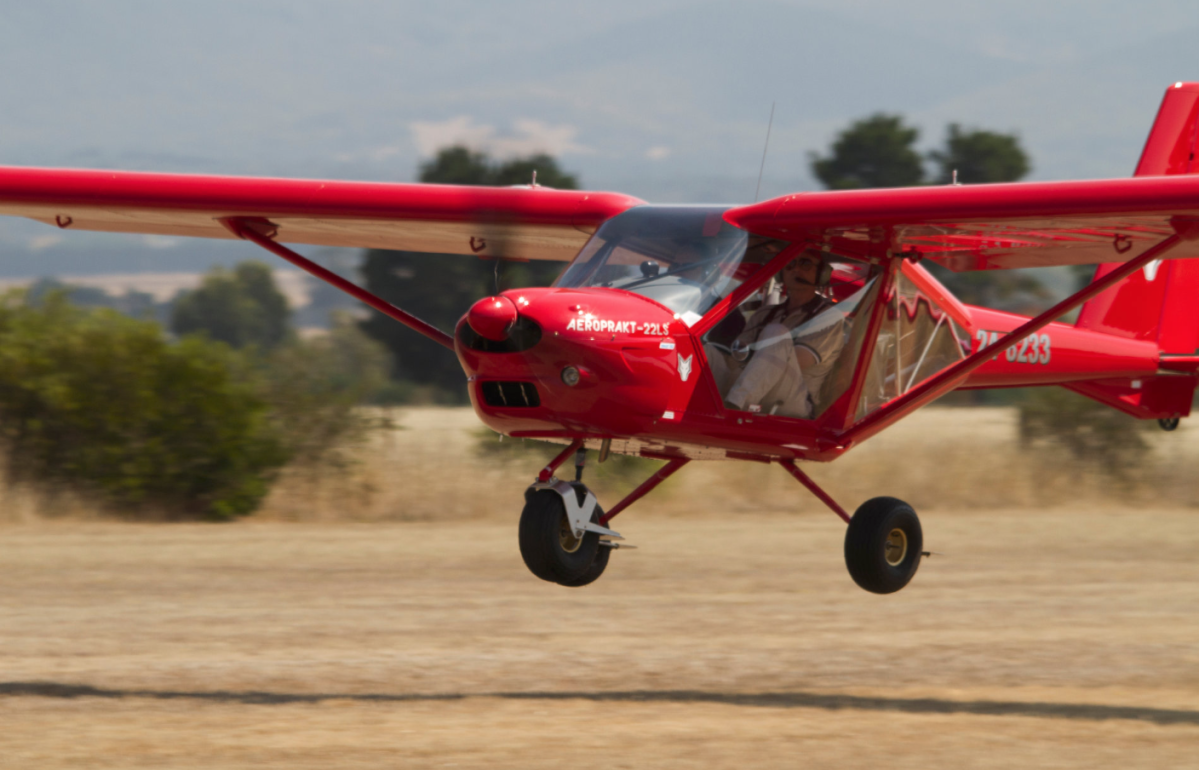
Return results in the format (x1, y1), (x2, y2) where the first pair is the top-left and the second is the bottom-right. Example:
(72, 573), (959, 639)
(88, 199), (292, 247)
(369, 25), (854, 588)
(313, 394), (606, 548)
(0, 165), (642, 226)
(599, 457), (689, 525)
(1134, 82), (1199, 177)
(1064, 375), (1195, 420)
(466, 295), (518, 341)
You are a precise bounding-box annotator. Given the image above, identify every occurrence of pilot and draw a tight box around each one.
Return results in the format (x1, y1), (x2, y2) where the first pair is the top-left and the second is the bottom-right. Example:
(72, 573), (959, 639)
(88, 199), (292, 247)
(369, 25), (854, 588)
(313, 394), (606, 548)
(709, 250), (846, 419)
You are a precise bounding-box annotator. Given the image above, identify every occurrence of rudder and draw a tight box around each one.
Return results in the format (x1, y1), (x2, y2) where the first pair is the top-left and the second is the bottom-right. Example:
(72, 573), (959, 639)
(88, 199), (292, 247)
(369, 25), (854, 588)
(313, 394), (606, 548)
(1075, 82), (1199, 354)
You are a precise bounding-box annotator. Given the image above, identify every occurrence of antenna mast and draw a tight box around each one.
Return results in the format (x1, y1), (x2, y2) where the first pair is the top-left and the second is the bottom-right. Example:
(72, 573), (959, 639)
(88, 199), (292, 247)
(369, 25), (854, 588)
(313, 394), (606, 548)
(754, 102), (776, 203)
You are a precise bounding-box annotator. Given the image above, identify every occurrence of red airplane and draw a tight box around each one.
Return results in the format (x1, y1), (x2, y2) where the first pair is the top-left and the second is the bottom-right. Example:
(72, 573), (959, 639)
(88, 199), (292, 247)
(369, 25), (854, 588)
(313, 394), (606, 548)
(2, 83), (1199, 594)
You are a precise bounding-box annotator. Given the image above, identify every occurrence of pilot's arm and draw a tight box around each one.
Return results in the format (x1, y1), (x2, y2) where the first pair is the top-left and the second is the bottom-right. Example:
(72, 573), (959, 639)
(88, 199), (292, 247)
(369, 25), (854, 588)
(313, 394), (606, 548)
(795, 347), (817, 370)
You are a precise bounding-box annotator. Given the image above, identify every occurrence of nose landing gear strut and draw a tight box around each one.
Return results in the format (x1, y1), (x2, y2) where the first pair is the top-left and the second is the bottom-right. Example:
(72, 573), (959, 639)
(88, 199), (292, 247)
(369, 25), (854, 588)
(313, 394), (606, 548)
(520, 443), (620, 587)
(518, 441), (688, 587)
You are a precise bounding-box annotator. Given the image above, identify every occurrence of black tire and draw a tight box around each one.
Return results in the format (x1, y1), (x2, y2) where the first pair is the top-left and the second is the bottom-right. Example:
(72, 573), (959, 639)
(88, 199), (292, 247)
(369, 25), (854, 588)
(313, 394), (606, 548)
(844, 496), (923, 594)
(1159, 417), (1181, 432)
(518, 488), (600, 584)
(558, 539), (612, 587)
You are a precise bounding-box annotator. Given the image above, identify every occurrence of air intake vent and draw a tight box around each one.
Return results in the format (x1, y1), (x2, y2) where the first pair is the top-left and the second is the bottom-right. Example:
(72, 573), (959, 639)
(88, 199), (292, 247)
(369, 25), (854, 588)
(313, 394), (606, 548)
(480, 381), (541, 408)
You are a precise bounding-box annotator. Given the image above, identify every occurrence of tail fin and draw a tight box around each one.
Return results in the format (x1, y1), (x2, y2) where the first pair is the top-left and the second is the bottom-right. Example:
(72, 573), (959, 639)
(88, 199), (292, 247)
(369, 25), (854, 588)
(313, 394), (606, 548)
(1133, 82), (1199, 176)
(1075, 82), (1199, 354)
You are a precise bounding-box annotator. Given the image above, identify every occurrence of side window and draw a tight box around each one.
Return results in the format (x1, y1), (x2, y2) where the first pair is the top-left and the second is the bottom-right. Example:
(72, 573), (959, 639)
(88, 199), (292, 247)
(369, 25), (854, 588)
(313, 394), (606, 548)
(855, 271), (971, 419)
(701, 253), (875, 420)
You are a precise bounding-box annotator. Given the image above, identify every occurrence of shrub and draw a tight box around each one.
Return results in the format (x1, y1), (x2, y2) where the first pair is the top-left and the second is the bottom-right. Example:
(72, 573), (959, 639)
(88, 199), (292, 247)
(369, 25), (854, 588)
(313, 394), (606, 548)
(0, 293), (288, 519)
(1018, 387), (1152, 479)
(170, 261), (291, 349)
(256, 316), (392, 467)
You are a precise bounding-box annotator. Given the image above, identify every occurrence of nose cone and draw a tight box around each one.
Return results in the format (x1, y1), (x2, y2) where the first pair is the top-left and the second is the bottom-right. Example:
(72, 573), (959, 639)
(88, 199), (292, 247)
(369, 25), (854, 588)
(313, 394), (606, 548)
(467, 295), (519, 341)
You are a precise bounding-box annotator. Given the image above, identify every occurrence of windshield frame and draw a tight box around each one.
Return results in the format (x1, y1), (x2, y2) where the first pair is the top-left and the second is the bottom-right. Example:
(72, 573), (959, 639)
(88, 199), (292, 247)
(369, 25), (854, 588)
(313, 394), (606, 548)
(554, 205), (784, 323)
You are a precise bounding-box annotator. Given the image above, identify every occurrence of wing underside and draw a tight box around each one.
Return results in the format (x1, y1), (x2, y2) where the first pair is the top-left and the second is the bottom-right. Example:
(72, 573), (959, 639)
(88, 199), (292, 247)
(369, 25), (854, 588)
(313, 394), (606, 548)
(725, 176), (1199, 271)
(9, 167), (1199, 272)
(0, 167), (645, 261)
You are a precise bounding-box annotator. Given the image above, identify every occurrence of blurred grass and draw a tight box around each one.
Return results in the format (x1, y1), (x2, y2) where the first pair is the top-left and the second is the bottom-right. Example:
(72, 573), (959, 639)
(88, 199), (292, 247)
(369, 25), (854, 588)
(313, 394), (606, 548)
(3, 404), (1197, 524)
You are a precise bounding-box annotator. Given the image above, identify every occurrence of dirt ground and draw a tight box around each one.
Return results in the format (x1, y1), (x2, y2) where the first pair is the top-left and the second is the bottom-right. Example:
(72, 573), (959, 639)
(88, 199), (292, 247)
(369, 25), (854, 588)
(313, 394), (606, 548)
(4, 507), (1199, 768)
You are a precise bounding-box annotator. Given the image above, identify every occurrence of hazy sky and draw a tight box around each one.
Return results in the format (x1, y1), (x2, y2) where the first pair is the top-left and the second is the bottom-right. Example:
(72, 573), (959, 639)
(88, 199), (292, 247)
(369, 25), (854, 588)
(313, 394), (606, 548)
(0, 0), (1196, 274)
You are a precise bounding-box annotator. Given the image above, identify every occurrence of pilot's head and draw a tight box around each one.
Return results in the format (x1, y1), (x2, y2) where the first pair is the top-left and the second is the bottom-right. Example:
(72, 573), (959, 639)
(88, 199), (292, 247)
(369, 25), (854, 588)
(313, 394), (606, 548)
(781, 250), (830, 305)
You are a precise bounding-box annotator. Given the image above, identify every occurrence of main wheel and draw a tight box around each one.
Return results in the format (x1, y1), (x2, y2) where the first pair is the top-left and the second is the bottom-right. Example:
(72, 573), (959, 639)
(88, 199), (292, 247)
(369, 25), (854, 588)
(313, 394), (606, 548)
(844, 497), (923, 594)
(1159, 417), (1181, 431)
(518, 488), (600, 584)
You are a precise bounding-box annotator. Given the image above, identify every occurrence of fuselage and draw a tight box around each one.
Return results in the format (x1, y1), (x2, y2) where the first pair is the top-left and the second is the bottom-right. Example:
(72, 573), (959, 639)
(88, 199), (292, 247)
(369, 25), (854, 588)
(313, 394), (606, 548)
(457, 278), (1163, 463)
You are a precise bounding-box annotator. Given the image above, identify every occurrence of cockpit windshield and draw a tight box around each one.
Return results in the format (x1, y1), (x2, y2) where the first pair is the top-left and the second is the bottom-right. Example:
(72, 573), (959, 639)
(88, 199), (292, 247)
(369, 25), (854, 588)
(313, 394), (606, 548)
(554, 206), (786, 324)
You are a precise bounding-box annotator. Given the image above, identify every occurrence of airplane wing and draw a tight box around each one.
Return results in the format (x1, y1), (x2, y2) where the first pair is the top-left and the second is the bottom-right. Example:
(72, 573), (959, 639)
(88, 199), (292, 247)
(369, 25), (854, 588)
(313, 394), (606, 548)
(0, 166), (645, 261)
(725, 175), (1199, 271)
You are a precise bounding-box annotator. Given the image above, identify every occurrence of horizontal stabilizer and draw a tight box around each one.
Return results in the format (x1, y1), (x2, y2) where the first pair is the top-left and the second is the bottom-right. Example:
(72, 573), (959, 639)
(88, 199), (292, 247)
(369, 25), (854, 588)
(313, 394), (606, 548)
(1063, 376), (1194, 420)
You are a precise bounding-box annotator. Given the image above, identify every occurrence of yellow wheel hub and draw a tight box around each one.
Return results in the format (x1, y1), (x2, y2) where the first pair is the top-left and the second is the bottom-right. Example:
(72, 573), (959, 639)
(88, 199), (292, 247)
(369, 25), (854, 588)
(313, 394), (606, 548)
(884, 528), (908, 566)
(559, 513), (583, 554)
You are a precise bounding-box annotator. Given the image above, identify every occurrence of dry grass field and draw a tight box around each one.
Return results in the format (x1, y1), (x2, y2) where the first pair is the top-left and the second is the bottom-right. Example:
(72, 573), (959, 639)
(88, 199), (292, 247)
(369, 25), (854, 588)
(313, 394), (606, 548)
(3, 407), (1199, 768)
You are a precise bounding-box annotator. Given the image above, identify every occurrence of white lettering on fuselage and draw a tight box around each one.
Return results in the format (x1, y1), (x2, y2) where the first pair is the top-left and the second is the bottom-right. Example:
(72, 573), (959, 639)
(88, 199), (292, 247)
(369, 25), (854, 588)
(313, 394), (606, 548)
(565, 317), (671, 335)
(975, 330), (1051, 365)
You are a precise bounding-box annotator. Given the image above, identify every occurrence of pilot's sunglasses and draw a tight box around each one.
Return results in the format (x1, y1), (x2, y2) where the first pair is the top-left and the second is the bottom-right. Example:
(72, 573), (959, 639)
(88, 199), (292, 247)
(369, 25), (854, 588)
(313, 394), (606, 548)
(784, 258), (820, 271)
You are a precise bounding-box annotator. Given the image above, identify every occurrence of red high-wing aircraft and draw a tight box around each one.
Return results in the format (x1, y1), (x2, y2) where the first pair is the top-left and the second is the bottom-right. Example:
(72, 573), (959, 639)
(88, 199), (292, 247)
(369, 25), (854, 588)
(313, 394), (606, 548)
(3, 84), (1199, 594)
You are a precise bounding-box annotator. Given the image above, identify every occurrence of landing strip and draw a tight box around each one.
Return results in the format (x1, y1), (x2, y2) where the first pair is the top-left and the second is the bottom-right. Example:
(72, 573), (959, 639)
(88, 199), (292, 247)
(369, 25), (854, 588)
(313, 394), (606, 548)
(2, 512), (1198, 768)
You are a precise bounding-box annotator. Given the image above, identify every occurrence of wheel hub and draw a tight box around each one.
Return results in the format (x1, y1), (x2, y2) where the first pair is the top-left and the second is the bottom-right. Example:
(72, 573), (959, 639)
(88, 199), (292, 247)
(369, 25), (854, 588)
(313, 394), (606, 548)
(884, 528), (908, 566)
(558, 513), (583, 553)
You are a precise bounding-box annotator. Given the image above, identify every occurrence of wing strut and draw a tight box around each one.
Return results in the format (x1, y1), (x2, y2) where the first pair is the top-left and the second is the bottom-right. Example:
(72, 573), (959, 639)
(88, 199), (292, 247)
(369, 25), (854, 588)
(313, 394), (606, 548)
(840, 229), (1193, 447)
(221, 216), (456, 351)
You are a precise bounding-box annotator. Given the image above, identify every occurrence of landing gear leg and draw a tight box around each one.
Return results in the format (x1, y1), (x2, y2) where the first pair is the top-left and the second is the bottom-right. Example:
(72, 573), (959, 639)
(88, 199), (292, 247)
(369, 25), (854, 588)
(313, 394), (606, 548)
(518, 446), (689, 587)
(778, 459), (923, 594)
(519, 445), (621, 587)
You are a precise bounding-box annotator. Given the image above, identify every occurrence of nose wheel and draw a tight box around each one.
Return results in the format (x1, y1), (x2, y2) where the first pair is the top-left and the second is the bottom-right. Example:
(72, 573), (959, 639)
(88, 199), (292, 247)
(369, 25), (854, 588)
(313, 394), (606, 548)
(519, 483), (612, 586)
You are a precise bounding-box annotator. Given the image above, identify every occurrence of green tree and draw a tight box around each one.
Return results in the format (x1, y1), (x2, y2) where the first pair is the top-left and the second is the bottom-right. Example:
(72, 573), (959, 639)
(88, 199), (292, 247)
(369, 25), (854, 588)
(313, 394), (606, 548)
(929, 124), (1031, 185)
(489, 154), (579, 188)
(360, 146), (577, 399)
(171, 261), (291, 349)
(922, 127), (1045, 312)
(259, 315), (392, 465)
(417, 147), (579, 189)
(28, 277), (167, 322)
(0, 293), (287, 518)
(810, 114), (925, 190)
(417, 146), (492, 185)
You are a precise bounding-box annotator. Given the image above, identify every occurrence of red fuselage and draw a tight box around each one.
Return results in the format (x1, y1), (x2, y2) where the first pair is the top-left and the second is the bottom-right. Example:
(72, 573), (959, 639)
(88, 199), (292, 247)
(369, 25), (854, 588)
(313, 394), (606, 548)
(457, 272), (1164, 464)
